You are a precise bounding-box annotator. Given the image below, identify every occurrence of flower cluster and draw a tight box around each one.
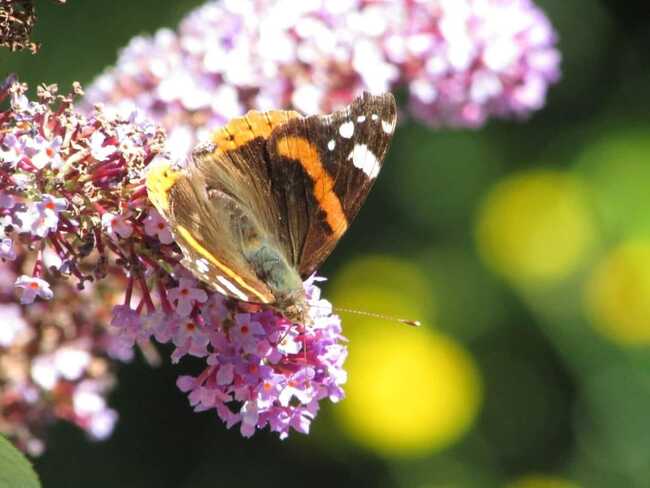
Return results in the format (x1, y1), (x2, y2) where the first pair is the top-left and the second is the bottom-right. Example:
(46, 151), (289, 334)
(172, 276), (346, 439)
(0, 266), (120, 455)
(0, 76), (164, 452)
(0, 77), (346, 450)
(84, 0), (560, 158)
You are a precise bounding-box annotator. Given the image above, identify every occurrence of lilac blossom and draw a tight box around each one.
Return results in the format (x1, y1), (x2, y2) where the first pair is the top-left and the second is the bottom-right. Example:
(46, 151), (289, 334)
(171, 276), (347, 439)
(0, 237), (16, 261)
(143, 208), (174, 244)
(14, 275), (54, 304)
(167, 278), (208, 317)
(101, 211), (134, 240)
(0, 78), (165, 453)
(89, 131), (118, 161)
(84, 0), (560, 156)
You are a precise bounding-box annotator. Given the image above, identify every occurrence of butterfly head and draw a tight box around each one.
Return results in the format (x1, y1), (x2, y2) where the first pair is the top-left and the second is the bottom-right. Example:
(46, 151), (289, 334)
(274, 288), (311, 326)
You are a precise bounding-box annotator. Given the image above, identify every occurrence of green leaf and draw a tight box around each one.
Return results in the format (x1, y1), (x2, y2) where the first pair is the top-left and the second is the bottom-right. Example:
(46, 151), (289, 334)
(0, 435), (41, 488)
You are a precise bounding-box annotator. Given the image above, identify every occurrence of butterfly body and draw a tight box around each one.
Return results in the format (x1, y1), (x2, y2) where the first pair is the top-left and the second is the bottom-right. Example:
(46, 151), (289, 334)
(146, 92), (396, 324)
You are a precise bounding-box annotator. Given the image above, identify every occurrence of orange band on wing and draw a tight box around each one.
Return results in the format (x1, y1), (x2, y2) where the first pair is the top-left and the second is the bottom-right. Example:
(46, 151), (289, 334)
(275, 136), (348, 238)
(212, 110), (301, 151)
(175, 225), (272, 304)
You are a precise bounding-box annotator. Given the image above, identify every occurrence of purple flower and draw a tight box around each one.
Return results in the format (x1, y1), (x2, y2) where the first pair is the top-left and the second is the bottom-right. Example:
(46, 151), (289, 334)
(101, 211), (134, 240)
(152, 312), (182, 343)
(231, 313), (266, 354)
(0, 132), (23, 167)
(52, 345), (92, 381)
(0, 191), (16, 209)
(143, 208), (174, 244)
(398, 0), (561, 127)
(88, 131), (117, 161)
(110, 304), (142, 348)
(30, 344), (91, 390)
(84, 0), (561, 156)
(168, 278), (347, 439)
(0, 237), (16, 261)
(72, 380), (119, 440)
(111, 304), (141, 330)
(0, 78), (166, 453)
(171, 318), (210, 362)
(14, 275), (53, 304)
(28, 135), (63, 169)
(240, 400), (259, 438)
(278, 368), (316, 407)
(0, 63), (353, 447)
(15, 201), (60, 238)
(167, 278), (208, 317)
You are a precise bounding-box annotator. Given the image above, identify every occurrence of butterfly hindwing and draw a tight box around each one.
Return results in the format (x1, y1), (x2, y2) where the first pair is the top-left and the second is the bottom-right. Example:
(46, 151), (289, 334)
(165, 170), (275, 304)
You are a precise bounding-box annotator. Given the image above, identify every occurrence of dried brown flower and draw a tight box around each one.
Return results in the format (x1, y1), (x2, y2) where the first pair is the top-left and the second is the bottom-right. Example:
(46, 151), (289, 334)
(0, 0), (66, 54)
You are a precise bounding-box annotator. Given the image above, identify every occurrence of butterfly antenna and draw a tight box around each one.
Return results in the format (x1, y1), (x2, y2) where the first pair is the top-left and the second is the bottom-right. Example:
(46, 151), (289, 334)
(332, 306), (421, 327)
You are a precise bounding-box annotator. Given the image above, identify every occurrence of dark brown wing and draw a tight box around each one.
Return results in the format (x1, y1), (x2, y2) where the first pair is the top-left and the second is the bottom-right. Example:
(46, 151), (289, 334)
(156, 93), (396, 305)
(266, 92), (397, 277)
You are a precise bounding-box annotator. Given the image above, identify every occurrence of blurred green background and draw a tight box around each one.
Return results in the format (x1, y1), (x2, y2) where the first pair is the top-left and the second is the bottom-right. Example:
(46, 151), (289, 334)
(2, 1), (650, 487)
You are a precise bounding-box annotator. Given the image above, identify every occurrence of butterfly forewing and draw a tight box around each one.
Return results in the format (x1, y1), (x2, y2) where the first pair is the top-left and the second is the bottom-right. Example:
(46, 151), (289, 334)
(266, 92), (397, 277)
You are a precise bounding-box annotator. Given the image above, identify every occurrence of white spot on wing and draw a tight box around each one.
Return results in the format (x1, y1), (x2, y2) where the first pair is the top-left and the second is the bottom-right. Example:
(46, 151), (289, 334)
(338, 121), (354, 139)
(212, 283), (228, 296)
(371, 113), (379, 121)
(347, 144), (380, 179)
(327, 139), (336, 151)
(382, 118), (396, 134)
(217, 276), (248, 301)
(196, 258), (210, 273)
(356, 115), (366, 123)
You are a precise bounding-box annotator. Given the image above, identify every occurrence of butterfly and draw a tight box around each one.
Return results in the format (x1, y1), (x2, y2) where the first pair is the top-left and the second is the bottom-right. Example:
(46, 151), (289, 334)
(146, 91), (397, 325)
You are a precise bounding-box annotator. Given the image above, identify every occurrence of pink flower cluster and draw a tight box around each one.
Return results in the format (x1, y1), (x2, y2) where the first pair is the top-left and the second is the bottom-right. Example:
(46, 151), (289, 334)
(113, 273), (346, 439)
(85, 0), (560, 158)
(0, 77), (346, 450)
(0, 278), (119, 455)
(0, 77), (165, 452)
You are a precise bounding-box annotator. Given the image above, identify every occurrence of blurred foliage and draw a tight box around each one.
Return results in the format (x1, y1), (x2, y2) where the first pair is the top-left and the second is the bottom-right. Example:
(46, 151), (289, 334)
(507, 475), (581, 488)
(0, 435), (40, 488)
(2, 0), (650, 487)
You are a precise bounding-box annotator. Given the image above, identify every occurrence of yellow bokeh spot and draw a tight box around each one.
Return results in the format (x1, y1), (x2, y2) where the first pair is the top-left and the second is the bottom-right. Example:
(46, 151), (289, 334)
(337, 323), (481, 457)
(476, 169), (595, 285)
(507, 474), (581, 488)
(585, 240), (650, 344)
(330, 255), (481, 457)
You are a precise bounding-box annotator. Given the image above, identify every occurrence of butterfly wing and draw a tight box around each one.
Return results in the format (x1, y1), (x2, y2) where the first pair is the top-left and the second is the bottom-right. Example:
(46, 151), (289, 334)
(146, 158), (276, 304)
(146, 92), (396, 306)
(266, 92), (397, 277)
